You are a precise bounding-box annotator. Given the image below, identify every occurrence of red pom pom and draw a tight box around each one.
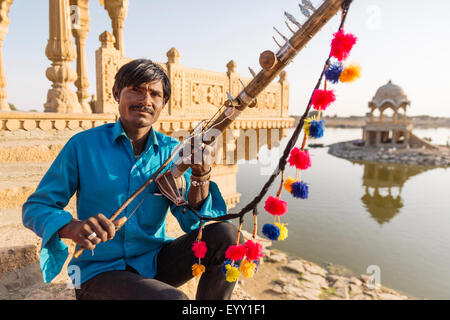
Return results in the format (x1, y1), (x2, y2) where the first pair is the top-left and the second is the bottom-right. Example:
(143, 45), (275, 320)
(264, 196), (288, 216)
(225, 244), (247, 261)
(330, 29), (357, 61)
(288, 147), (311, 170)
(244, 240), (264, 261)
(192, 241), (207, 258)
(311, 89), (336, 111)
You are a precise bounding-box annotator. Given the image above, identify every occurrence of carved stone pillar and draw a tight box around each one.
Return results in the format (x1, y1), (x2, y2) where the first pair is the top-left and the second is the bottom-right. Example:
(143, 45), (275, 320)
(44, 0), (82, 113)
(102, 0), (129, 56)
(279, 71), (289, 117)
(0, 0), (13, 111)
(70, 0), (91, 113)
(226, 60), (239, 99)
(166, 47), (183, 117)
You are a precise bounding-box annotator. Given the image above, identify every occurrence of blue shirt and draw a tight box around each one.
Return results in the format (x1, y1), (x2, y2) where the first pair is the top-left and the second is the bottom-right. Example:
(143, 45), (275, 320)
(22, 120), (227, 285)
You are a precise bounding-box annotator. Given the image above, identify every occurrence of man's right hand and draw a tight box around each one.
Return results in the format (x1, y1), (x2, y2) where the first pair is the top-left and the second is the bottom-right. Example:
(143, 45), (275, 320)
(58, 213), (121, 251)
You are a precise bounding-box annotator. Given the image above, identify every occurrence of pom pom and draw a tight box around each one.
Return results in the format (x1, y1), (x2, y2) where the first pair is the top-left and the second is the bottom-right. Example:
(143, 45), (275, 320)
(308, 120), (325, 139)
(340, 63), (361, 83)
(192, 263), (205, 277)
(239, 259), (257, 278)
(291, 181), (309, 199)
(225, 263), (240, 282)
(264, 196), (288, 216)
(262, 223), (280, 240)
(311, 89), (336, 111)
(192, 241), (207, 258)
(222, 260), (234, 275)
(324, 62), (344, 84)
(283, 176), (296, 193)
(288, 147), (311, 170)
(274, 222), (288, 240)
(244, 240), (264, 261)
(330, 29), (357, 61)
(225, 244), (247, 261)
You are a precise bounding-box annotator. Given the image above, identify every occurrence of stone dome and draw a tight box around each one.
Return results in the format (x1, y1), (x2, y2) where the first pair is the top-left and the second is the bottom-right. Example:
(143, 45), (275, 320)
(369, 80), (410, 109)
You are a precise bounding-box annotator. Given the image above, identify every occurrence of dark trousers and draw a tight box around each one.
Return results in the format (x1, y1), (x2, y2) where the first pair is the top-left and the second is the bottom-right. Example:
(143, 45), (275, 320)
(75, 222), (241, 300)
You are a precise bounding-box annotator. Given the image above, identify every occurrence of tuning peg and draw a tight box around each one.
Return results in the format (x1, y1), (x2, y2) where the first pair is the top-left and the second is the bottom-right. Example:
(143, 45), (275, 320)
(301, 0), (316, 12)
(284, 11), (302, 28)
(248, 67), (256, 77)
(285, 20), (296, 34)
(272, 36), (282, 48)
(299, 4), (311, 17)
(273, 26), (288, 42)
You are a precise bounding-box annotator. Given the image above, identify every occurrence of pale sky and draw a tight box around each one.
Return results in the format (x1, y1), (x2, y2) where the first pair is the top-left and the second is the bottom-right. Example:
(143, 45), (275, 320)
(4, 0), (450, 117)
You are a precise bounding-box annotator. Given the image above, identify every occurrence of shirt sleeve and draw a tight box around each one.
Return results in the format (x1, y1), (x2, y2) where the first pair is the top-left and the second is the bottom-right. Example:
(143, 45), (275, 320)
(22, 137), (79, 283)
(169, 169), (228, 234)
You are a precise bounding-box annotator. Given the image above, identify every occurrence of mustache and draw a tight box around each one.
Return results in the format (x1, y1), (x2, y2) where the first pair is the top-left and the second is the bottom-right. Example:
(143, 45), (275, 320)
(129, 104), (154, 115)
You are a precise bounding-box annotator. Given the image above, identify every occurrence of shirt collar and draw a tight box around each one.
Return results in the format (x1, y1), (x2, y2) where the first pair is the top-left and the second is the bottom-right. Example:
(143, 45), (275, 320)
(112, 119), (159, 152)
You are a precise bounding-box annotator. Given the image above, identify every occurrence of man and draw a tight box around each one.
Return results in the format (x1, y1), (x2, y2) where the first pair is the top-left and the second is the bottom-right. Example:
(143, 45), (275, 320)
(22, 59), (240, 300)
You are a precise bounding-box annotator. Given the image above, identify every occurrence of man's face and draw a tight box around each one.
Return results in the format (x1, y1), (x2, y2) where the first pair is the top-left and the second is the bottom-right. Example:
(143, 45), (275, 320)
(115, 80), (165, 130)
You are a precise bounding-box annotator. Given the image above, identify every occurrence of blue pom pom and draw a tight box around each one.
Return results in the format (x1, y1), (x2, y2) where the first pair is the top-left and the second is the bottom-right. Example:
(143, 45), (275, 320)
(309, 120), (325, 138)
(262, 223), (280, 240)
(291, 181), (309, 199)
(324, 62), (344, 84)
(222, 260), (239, 274)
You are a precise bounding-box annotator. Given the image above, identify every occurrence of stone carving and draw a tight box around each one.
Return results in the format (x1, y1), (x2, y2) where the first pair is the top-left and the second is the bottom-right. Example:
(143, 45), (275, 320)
(101, 0), (129, 56)
(0, 0), (13, 111)
(70, 0), (91, 113)
(44, 0), (82, 113)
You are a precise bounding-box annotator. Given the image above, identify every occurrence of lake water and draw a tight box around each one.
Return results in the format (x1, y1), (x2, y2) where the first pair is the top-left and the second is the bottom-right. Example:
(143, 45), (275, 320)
(233, 127), (450, 299)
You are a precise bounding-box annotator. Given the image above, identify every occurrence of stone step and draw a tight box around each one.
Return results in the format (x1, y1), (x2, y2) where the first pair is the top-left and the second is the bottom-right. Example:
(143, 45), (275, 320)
(0, 144), (63, 163)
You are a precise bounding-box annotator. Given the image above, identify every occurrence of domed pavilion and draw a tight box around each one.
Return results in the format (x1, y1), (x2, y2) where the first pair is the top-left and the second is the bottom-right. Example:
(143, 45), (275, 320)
(363, 80), (412, 148)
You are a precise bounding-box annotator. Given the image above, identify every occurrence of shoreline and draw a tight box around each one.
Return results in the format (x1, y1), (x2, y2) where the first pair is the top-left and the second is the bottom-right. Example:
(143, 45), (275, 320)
(328, 140), (450, 166)
(238, 230), (415, 300)
(292, 115), (450, 130)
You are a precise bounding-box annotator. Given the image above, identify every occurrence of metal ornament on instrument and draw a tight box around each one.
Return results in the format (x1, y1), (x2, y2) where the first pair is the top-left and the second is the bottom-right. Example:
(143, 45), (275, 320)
(299, 4), (311, 17)
(284, 11), (302, 28)
(301, 0), (316, 11)
(277, 41), (297, 65)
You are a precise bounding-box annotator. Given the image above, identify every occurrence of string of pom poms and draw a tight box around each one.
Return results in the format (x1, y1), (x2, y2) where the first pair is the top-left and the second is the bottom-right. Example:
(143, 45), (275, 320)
(187, 0), (359, 282)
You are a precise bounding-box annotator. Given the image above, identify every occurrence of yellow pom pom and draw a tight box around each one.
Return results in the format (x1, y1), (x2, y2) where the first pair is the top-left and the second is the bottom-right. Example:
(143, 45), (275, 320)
(225, 263), (240, 282)
(339, 63), (361, 83)
(274, 222), (288, 240)
(239, 259), (257, 278)
(192, 263), (205, 277)
(304, 118), (312, 135)
(283, 176), (296, 193)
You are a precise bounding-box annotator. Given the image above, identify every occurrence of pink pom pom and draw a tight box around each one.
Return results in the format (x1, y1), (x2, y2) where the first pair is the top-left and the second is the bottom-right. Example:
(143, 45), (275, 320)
(311, 89), (336, 111)
(330, 29), (357, 61)
(244, 240), (264, 261)
(264, 196), (288, 216)
(192, 241), (207, 258)
(288, 147), (311, 170)
(225, 244), (247, 261)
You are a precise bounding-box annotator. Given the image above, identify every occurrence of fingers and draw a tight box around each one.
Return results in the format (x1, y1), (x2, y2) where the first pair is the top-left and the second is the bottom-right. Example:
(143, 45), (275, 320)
(76, 214), (117, 251)
(86, 214), (116, 242)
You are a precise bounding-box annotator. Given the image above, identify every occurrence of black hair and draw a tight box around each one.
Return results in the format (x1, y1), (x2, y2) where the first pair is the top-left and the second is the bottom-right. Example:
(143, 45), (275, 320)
(113, 59), (171, 104)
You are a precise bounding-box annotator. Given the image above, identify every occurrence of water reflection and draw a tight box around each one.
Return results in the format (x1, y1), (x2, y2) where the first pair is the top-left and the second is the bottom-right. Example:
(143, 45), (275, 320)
(358, 162), (433, 225)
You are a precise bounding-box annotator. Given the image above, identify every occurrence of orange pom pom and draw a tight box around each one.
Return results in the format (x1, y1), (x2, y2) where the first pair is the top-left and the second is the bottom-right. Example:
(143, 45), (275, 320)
(340, 63), (361, 83)
(192, 263), (205, 277)
(283, 176), (296, 193)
